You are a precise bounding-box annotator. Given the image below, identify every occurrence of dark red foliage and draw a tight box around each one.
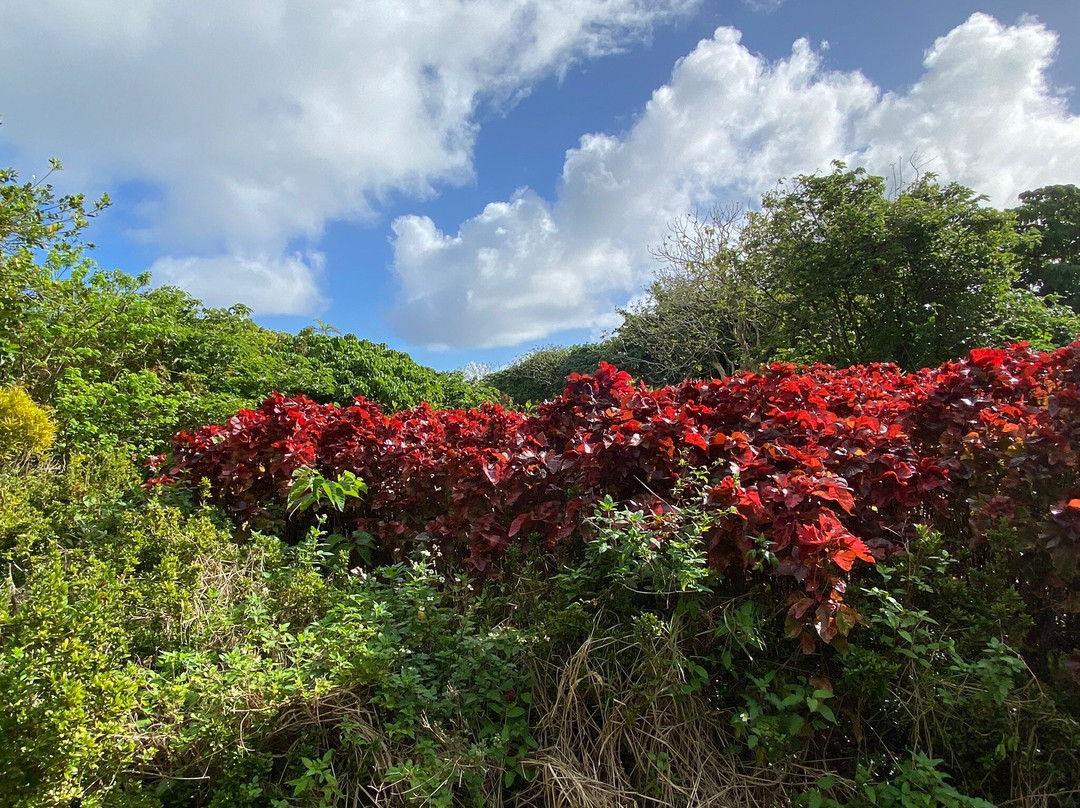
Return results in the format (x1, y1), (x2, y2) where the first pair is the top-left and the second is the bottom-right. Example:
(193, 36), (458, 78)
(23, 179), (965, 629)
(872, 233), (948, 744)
(154, 342), (1080, 651)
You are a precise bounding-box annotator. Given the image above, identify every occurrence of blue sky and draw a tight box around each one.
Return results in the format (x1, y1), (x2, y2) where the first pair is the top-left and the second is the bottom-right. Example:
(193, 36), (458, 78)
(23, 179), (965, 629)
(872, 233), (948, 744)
(2, 1), (1079, 372)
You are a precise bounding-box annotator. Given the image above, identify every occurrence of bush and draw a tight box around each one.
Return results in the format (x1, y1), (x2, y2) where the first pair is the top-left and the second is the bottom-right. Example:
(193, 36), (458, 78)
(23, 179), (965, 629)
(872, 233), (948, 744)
(3, 451), (1079, 807)
(158, 342), (1080, 657)
(487, 341), (617, 404)
(0, 496), (540, 807)
(0, 387), (56, 461)
(157, 363), (893, 646)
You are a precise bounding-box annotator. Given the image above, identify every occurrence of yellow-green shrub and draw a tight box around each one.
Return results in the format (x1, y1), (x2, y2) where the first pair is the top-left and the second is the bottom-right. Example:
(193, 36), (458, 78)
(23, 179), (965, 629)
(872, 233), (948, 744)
(0, 387), (56, 460)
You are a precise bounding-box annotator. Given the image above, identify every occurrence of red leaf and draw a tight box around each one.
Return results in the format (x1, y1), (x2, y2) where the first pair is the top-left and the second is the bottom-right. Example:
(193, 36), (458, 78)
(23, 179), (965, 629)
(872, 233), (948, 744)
(508, 513), (530, 538)
(684, 432), (708, 451)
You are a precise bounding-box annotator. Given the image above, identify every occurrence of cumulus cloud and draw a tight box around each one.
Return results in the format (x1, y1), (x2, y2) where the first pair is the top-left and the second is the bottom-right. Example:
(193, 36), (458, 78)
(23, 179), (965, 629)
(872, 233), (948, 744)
(0, 0), (696, 314)
(149, 252), (327, 315)
(853, 13), (1080, 202)
(389, 13), (1080, 348)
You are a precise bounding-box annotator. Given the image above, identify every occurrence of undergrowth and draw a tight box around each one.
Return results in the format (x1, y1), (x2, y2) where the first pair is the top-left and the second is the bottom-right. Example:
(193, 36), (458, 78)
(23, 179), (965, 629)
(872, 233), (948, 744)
(2, 456), (1078, 807)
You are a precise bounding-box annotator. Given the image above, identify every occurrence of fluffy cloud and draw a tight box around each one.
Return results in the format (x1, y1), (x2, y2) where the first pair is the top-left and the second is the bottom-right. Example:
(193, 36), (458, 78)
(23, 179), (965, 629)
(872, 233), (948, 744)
(390, 13), (1080, 348)
(0, 0), (695, 315)
(853, 13), (1080, 202)
(391, 190), (628, 346)
(149, 252), (326, 315)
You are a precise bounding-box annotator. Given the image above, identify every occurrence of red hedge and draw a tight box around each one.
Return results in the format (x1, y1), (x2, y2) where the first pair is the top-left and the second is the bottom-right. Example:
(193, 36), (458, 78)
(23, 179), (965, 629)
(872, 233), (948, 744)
(153, 342), (1080, 651)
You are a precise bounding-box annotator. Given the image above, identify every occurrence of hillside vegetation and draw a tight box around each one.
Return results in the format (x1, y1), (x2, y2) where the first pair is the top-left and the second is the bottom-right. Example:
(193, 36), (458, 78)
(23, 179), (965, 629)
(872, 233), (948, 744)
(0, 164), (497, 457)
(1, 162), (1079, 808)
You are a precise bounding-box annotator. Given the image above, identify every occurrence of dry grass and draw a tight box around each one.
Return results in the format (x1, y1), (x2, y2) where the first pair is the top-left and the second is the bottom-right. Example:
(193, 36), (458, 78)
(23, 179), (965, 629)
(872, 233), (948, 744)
(516, 625), (822, 808)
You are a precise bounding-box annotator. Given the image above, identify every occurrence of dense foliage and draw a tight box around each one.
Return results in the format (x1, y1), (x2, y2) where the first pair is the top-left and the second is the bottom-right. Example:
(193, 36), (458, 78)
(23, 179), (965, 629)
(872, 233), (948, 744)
(736, 169), (1031, 369)
(2, 346), (1077, 807)
(158, 342), (1080, 669)
(1012, 184), (1080, 311)
(0, 387), (56, 460)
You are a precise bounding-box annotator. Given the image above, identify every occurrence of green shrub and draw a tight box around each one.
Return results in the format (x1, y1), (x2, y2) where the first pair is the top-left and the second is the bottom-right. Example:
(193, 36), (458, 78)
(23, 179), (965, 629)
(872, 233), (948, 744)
(2, 456), (1079, 807)
(487, 341), (616, 404)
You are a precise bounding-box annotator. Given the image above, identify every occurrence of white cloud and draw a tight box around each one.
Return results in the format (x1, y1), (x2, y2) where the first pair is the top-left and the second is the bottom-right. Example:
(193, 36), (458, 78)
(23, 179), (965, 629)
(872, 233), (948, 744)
(0, 0), (696, 314)
(741, 0), (787, 12)
(853, 13), (1080, 203)
(391, 189), (629, 346)
(150, 252), (326, 315)
(390, 13), (1080, 348)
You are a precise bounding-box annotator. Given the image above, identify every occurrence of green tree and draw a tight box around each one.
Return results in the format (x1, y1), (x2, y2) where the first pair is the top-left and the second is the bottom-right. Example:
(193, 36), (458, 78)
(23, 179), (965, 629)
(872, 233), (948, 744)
(739, 164), (1034, 369)
(0, 162), (109, 377)
(293, 330), (498, 410)
(485, 166), (1080, 398)
(1011, 184), (1080, 310)
(622, 164), (1078, 377)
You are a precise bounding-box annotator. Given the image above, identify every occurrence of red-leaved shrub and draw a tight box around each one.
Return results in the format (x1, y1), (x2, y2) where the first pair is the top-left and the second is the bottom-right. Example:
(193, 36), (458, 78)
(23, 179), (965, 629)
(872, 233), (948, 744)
(153, 342), (1080, 653)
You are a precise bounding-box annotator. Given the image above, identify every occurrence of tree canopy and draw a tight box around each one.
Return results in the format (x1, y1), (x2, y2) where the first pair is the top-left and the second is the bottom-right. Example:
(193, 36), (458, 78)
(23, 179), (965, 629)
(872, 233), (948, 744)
(737, 165), (1042, 369)
(1012, 183), (1080, 310)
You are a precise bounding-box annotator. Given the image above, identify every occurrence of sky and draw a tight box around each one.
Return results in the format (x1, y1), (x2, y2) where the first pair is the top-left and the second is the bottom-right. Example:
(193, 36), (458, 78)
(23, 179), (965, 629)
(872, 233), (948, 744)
(2, 1), (1079, 372)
